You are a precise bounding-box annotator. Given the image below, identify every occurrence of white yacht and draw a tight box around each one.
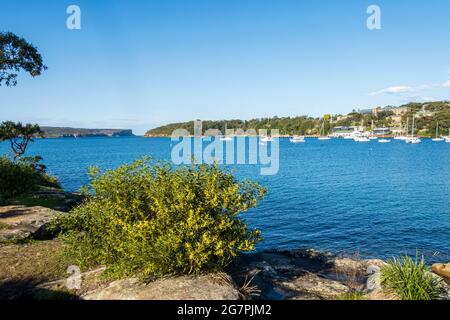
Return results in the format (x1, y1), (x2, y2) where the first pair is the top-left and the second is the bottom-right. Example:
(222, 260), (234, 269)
(369, 121), (378, 139)
(432, 122), (444, 142)
(405, 115), (421, 144)
(354, 136), (370, 142)
(395, 119), (409, 140)
(290, 136), (305, 143)
(318, 119), (331, 140)
(220, 124), (233, 141)
(260, 136), (274, 142)
(406, 137), (421, 144)
(379, 139), (391, 143)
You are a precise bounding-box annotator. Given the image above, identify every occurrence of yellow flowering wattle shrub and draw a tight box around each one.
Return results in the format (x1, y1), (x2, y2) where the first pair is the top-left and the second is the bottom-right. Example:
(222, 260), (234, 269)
(53, 158), (266, 277)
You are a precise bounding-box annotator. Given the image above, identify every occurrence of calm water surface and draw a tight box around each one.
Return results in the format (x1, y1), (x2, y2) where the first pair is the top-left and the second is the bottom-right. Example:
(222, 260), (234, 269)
(2, 137), (449, 261)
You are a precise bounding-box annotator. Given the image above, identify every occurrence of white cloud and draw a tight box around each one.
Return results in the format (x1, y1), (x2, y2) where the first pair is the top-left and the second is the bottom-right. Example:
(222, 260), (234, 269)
(370, 76), (450, 96)
(405, 96), (436, 103)
(442, 80), (450, 88)
(370, 86), (414, 96)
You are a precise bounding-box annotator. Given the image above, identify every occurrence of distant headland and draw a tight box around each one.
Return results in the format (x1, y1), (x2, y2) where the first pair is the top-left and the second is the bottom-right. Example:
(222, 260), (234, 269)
(41, 127), (134, 138)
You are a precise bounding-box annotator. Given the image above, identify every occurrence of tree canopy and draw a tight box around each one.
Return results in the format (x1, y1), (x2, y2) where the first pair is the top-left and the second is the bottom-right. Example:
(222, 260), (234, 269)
(0, 121), (44, 159)
(0, 32), (47, 86)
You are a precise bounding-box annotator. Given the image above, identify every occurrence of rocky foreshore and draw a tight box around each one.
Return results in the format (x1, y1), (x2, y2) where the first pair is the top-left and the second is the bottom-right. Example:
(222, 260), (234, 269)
(14, 248), (449, 301)
(1, 203), (449, 300)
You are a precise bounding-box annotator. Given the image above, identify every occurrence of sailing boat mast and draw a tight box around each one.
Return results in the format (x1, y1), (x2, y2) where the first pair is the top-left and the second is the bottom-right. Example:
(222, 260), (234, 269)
(406, 117), (409, 136)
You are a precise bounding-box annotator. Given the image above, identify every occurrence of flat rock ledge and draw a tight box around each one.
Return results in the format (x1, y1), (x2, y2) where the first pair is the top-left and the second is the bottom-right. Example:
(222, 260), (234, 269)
(78, 249), (389, 301)
(82, 274), (240, 300)
(0, 206), (60, 242)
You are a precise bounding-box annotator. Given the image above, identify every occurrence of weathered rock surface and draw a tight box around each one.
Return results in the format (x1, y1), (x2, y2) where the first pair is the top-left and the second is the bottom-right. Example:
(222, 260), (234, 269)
(227, 249), (383, 300)
(82, 274), (240, 300)
(0, 206), (59, 242)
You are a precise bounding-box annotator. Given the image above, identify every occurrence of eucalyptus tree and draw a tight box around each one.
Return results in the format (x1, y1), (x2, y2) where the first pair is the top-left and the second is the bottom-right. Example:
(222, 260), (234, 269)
(0, 121), (44, 160)
(0, 32), (47, 86)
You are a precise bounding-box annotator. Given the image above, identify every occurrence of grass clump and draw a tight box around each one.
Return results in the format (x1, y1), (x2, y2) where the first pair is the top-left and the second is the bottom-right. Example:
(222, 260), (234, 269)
(337, 291), (367, 300)
(0, 222), (12, 230)
(380, 255), (446, 300)
(51, 158), (266, 278)
(7, 194), (63, 209)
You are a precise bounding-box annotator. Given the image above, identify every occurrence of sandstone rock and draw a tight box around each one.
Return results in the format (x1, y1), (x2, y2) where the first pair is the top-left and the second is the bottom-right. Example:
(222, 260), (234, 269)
(82, 274), (240, 300)
(281, 273), (351, 300)
(0, 206), (59, 242)
(432, 263), (450, 285)
(334, 257), (386, 272)
(227, 249), (358, 300)
(333, 257), (365, 272)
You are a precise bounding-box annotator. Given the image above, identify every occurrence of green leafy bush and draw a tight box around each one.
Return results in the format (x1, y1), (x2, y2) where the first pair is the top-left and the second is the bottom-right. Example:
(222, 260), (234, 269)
(0, 156), (59, 201)
(380, 255), (446, 300)
(52, 159), (266, 278)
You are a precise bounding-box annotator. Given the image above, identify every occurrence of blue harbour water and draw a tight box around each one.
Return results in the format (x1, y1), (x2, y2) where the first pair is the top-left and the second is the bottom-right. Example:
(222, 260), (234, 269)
(2, 137), (449, 262)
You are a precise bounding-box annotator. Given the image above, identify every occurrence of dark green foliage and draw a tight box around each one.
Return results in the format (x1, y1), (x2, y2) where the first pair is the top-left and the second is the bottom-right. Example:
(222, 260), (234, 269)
(51, 159), (266, 278)
(0, 32), (47, 86)
(0, 156), (39, 200)
(0, 156), (59, 201)
(0, 121), (44, 160)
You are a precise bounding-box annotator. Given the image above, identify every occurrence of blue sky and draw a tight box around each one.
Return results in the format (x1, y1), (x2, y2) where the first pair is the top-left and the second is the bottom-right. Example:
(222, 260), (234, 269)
(1, 0), (450, 134)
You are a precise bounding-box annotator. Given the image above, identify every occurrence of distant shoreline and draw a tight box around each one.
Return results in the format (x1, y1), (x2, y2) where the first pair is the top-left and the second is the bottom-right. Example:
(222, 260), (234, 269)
(143, 134), (435, 139)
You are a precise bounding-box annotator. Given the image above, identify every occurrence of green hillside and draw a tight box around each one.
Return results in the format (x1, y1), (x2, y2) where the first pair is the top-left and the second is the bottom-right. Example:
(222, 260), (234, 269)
(145, 101), (450, 137)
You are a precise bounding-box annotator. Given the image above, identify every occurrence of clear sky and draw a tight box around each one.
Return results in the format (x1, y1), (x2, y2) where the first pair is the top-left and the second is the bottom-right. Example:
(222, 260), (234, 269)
(1, 0), (450, 134)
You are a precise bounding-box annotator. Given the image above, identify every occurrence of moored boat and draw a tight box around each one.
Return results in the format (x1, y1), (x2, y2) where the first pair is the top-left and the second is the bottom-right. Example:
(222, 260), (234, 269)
(354, 136), (370, 142)
(432, 122), (444, 142)
(260, 136), (274, 142)
(405, 115), (421, 144)
(290, 136), (305, 143)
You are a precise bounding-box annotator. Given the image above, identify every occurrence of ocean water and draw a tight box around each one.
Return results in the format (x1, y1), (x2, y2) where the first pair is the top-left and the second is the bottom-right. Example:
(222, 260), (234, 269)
(1, 137), (449, 262)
